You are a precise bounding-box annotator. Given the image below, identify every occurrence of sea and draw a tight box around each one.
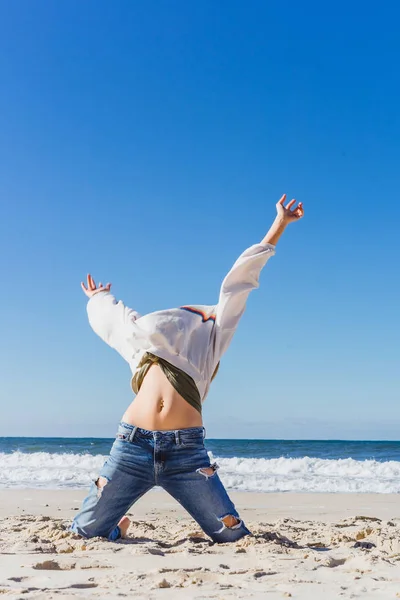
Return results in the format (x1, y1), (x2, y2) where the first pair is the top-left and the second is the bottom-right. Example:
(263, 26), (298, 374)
(1, 437), (400, 493)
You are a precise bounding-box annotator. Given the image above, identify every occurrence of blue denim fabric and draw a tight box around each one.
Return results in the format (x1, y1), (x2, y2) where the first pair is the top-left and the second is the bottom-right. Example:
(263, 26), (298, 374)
(71, 422), (250, 543)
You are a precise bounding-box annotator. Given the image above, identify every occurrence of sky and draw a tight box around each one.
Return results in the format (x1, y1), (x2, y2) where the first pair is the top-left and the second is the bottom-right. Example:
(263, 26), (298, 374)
(0, 0), (399, 439)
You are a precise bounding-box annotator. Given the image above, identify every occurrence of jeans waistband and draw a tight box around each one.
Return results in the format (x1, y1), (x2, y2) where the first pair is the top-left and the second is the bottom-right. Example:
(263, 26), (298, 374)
(118, 421), (206, 444)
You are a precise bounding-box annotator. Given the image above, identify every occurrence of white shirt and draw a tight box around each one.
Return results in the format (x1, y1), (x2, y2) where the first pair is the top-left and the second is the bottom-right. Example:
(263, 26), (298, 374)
(87, 243), (275, 402)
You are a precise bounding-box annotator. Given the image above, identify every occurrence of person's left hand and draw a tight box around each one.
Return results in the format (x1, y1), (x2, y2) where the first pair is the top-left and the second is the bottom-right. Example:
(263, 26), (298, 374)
(81, 274), (111, 298)
(276, 194), (304, 223)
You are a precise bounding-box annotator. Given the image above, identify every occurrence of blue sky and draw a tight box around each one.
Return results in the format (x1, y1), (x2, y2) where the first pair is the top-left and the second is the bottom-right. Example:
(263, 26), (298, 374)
(0, 0), (399, 439)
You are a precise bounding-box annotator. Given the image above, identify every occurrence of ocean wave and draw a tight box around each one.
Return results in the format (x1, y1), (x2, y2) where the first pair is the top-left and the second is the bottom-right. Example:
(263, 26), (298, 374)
(0, 451), (103, 489)
(216, 455), (400, 493)
(1, 451), (400, 493)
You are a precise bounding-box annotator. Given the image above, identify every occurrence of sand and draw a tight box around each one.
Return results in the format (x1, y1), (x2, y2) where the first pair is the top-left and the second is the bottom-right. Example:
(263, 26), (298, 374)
(1, 490), (400, 599)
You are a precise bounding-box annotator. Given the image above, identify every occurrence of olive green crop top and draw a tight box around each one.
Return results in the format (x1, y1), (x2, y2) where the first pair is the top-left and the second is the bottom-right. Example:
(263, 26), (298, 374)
(131, 352), (203, 414)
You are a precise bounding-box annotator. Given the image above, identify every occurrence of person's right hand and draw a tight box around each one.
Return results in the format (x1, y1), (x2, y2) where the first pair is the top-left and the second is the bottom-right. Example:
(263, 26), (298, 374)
(81, 274), (111, 298)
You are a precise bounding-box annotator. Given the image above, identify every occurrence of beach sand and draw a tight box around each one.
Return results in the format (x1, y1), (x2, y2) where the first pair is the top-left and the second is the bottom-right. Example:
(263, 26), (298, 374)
(1, 490), (400, 599)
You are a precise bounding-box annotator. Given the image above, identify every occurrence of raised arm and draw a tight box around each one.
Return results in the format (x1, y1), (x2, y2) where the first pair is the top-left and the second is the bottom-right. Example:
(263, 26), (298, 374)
(81, 275), (141, 363)
(213, 194), (304, 359)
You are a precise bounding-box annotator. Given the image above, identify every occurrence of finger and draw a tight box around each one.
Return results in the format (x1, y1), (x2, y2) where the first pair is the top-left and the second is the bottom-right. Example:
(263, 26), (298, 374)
(287, 199), (296, 210)
(87, 274), (94, 290)
(294, 207), (304, 218)
(105, 283), (111, 291)
(89, 274), (96, 290)
(81, 282), (88, 292)
(277, 194), (287, 205)
(99, 282), (103, 288)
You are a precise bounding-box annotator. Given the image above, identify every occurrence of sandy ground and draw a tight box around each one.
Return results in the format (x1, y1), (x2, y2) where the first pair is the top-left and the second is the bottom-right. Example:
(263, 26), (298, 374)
(1, 490), (400, 599)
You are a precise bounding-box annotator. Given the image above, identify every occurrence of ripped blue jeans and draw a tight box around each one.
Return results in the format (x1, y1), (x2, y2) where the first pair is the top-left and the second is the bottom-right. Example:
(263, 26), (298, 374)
(71, 422), (250, 543)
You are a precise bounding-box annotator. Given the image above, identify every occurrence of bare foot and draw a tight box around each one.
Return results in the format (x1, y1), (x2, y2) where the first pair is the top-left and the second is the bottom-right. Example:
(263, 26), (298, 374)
(118, 516), (131, 538)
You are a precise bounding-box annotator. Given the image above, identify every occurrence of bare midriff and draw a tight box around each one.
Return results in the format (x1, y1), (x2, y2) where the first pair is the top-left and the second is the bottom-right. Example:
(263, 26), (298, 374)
(121, 364), (203, 431)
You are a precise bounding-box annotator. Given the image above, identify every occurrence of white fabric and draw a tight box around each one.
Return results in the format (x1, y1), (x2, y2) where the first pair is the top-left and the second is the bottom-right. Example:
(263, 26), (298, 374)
(87, 243), (275, 401)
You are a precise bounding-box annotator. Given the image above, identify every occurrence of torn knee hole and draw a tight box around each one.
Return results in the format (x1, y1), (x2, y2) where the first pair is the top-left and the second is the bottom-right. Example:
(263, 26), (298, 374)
(95, 476), (108, 489)
(222, 515), (240, 528)
(94, 476), (108, 498)
(215, 514), (243, 534)
(196, 463), (219, 479)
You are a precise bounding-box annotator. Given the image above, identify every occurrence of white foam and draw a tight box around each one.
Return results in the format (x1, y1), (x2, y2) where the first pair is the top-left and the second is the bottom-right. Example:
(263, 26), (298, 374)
(1, 451), (400, 492)
(0, 451), (104, 489)
(215, 455), (400, 493)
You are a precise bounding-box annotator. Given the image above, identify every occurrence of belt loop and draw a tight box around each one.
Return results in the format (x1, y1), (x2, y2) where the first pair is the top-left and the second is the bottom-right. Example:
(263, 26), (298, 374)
(174, 430), (180, 445)
(203, 427), (206, 439)
(128, 426), (137, 443)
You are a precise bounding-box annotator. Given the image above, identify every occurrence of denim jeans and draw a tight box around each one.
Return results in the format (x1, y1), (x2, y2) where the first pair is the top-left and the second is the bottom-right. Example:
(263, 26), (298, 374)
(71, 422), (250, 543)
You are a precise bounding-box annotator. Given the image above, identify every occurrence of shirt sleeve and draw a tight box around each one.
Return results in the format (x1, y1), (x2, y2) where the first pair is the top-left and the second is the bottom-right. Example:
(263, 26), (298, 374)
(86, 291), (142, 363)
(213, 243), (275, 360)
